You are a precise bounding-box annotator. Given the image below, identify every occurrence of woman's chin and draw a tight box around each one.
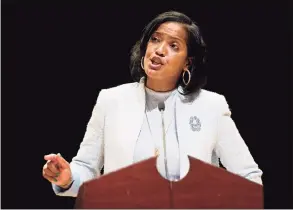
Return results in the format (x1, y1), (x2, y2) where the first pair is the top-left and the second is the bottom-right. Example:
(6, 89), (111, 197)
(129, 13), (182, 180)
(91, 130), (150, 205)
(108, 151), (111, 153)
(145, 68), (162, 78)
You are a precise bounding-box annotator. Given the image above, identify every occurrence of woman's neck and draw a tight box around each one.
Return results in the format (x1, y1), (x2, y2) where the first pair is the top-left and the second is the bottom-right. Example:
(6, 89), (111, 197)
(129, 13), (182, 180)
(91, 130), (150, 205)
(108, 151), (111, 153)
(146, 78), (176, 92)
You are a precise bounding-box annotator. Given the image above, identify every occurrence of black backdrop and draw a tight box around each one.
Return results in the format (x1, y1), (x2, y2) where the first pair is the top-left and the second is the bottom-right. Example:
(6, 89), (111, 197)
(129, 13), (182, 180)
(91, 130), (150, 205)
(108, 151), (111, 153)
(2, 1), (292, 209)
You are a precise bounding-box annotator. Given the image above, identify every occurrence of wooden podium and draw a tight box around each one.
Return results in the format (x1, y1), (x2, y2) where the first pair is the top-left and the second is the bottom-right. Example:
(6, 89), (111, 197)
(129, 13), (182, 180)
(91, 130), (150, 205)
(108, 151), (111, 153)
(75, 156), (263, 208)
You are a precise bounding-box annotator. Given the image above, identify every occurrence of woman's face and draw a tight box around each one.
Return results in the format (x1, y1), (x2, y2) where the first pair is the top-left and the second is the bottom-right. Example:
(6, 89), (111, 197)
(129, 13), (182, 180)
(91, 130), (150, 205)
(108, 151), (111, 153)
(143, 22), (190, 82)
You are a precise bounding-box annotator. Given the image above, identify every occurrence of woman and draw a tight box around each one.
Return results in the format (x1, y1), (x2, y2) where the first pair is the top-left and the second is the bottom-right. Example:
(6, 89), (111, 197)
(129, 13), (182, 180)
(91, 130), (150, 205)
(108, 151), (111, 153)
(42, 11), (263, 197)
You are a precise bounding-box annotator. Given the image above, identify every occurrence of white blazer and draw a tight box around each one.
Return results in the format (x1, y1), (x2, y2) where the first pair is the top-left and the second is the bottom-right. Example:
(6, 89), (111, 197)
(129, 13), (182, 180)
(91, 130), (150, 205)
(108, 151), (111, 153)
(52, 79), (263, 197)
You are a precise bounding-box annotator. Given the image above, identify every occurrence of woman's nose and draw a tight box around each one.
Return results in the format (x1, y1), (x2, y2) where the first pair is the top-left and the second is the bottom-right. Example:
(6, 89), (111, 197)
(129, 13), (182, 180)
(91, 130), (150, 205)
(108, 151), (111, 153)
(155, 43), (166, 57)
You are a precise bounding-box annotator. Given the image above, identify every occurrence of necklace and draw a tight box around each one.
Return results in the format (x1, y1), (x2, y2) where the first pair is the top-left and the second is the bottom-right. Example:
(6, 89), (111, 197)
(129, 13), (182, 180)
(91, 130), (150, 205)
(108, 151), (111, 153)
(144, 92), (181, 181)
(144, 90), (177, 157)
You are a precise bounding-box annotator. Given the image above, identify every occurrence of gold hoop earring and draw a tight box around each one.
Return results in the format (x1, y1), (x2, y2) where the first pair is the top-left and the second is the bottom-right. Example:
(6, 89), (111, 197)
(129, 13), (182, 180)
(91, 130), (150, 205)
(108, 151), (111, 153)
(141, 57), (145, 70)
(182, 69), (191, 86)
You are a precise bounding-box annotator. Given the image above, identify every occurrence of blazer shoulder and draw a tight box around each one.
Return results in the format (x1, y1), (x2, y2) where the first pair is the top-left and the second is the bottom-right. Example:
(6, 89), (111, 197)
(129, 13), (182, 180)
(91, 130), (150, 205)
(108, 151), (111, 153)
(198, 89), (231, 116)
(199, 89), (225, 100)
(100, 82), (138, 100)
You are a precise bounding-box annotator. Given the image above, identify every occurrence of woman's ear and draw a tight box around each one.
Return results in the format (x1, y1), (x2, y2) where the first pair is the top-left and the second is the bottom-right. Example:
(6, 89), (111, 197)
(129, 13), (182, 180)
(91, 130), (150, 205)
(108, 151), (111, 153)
(184, 57), (193, 69)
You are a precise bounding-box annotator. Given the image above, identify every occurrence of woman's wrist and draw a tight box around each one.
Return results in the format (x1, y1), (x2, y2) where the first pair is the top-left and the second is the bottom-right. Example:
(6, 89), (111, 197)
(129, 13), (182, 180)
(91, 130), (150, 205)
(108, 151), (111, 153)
(59, 176), (74, 189)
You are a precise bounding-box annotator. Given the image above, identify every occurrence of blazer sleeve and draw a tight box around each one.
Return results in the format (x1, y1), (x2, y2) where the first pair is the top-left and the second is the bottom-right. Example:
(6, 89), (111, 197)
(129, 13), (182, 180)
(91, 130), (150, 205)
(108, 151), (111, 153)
(214, 95), (263, 185)
(52, 89), (107, 197)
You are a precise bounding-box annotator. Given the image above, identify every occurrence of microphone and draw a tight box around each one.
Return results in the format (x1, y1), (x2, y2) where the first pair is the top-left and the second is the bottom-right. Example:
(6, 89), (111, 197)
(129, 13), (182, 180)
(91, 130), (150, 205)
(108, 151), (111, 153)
(158, 102), (169, 180)
(158, 102), (165, 112)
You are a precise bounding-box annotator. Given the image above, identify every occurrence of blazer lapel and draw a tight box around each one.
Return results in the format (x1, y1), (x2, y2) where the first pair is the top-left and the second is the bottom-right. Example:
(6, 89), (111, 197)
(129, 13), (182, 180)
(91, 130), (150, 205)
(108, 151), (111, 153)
(116, 78), (146, 166)
(175, 93), (191, 178)
(175, 90), (201, 178)
(131, 79), (146, 161)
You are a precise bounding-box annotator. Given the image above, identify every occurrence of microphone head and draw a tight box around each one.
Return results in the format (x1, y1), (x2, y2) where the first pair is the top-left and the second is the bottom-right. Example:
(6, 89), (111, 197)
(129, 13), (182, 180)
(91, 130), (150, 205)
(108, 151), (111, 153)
(158, 102), (165, 111)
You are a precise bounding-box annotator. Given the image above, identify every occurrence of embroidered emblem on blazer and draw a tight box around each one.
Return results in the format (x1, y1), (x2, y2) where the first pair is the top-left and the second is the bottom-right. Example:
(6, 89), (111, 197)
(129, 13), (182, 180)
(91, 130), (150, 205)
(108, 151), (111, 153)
(189, 116), (201, 131)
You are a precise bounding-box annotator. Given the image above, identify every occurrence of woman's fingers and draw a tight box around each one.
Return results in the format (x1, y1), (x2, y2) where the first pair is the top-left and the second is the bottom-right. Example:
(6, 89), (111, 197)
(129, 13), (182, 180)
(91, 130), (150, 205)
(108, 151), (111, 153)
(43, 172), (58, 183)
(55, 153), (70, 170)
(43, 153), (72, 187)
(44, 153), (69, 170)
(43, 166), (59, 177)
(46, 160), (60, 174)
(44, 153), (57, 161)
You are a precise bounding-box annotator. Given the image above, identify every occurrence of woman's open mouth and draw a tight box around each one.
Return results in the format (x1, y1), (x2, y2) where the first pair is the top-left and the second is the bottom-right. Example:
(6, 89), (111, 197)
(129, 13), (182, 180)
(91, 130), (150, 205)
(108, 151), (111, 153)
(148, 57), (164, 70)
(149, 60), (162, 70)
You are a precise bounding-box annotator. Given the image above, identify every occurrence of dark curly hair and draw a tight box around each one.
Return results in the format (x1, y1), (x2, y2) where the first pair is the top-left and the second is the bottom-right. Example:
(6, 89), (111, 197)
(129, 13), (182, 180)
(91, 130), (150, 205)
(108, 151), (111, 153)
(129, 11), (208, 95)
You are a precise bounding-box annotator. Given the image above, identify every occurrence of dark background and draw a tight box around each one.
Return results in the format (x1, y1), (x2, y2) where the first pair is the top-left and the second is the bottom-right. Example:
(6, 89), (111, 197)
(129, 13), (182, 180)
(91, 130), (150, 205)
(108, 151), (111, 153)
(2, 1), (292, 209)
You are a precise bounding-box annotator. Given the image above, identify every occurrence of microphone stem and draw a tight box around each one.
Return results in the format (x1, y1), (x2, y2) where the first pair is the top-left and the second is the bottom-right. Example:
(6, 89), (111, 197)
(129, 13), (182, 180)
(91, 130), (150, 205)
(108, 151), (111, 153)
(161, 110), (169, 180)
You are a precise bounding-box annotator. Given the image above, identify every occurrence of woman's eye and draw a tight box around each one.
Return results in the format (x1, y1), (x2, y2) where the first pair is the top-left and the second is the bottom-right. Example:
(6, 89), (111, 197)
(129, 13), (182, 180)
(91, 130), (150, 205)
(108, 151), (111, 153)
(151, 36), (159, 42)
(170, 43), (179, 50)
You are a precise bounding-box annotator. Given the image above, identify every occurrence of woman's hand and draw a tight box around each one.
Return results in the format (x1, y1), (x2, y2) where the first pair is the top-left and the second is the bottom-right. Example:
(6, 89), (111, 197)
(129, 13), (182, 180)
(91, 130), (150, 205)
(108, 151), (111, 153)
(42, 153), (73, 189)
